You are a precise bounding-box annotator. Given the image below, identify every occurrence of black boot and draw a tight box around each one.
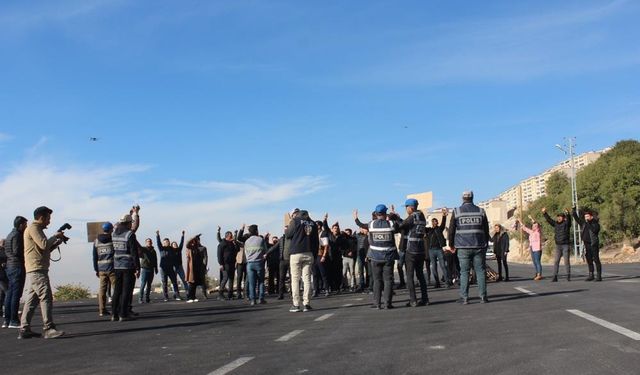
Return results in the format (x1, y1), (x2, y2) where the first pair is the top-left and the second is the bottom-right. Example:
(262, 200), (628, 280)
(595, 273), (602, 282)
(586, 272), (594, 281)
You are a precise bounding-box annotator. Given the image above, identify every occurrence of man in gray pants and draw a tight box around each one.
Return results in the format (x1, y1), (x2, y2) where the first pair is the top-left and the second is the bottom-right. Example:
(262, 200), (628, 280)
(542, 207), (572, 282)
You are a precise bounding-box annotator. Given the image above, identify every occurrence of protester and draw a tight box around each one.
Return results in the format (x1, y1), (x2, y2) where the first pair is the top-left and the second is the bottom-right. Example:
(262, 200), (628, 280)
(3, 216), (28, 328)
(354, 205), (400, 309)
(217, 227), (240, 300)
(573, 207), (602, 282)
(426, 209), (450, 288)
(517, 217), (543, 280)
(355, 227), (369, 293)
(139, 238), (158, 303)
(542, 207), (572, 282)
(93, 222), (116, 316)
(316, 218), (331, 297)
(171, 231), (189, 295)
(343, 228), (358, 291)
(266, 235), (281, 295)
(235, 226), (248, 300)
(186, 234), (209, 302)
(19, 206), (67, 339)
(277, 228), (291, 300)
(157, 230), (182, 301)
(491, 224), (510, 282)
(448, 191), (490, 305)
(239, 225), (267, 305)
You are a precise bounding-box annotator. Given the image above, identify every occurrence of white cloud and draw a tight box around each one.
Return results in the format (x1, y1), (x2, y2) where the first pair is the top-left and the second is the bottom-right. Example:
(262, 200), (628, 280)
(0, 159), (329, 292)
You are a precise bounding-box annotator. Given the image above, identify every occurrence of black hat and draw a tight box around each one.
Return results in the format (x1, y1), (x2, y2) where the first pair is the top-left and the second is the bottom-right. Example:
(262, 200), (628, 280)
(33, 206), (53, 219)
(14, 216), (27, 228)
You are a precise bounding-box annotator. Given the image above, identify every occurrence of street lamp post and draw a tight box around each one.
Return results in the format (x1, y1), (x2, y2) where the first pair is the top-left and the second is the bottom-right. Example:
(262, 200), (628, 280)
(555, 138), (582, 260)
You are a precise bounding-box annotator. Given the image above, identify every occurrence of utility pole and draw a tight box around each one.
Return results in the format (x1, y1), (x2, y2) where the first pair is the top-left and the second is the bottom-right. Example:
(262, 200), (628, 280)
(555, 138), (582, 260)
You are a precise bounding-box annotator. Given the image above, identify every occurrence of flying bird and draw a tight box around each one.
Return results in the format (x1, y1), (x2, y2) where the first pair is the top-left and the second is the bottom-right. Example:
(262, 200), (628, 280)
(89, 137), (99, 142)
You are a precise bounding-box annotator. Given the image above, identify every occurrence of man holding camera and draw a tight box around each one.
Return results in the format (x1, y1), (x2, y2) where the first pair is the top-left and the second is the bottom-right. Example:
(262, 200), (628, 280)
(18, 206), (67, 339)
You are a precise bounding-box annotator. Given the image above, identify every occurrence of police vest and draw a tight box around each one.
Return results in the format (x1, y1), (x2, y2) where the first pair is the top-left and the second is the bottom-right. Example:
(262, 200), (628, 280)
(368, 219), (398, 262)
(95, 239), (114, 273)
(405, 212), (427, 254)
(453, 204), (487, 249)
(112, 230), (135, 270)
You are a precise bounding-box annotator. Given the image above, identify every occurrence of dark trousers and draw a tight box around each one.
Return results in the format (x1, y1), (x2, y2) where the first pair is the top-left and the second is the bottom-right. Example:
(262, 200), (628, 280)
(445, 251), (460, 281)
(496, 252), (509, 279)
(553, 244), (571, 277)
(236, 263), (247, 296)
(429, 248), (449, 285)
(220, 263), (236, 298)
(397, 252), (406, 286)
(112, 269), (135, 318)
(405, 252), (428, 303)
(267, 261), (279, 294)
(279, 259), (290, 297)
(315, 258), (330, 292)
(187, 282), (207, 300)
(367, 260), (374, 289)
(3, 266), (25, 325)
(372, 260), (394, 307)
(585, 244), (602, 275)
(160, 266), (180, 298)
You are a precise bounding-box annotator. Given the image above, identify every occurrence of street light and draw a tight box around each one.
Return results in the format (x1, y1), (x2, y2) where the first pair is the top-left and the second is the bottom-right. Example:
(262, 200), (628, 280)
(555, 138), (582, 260)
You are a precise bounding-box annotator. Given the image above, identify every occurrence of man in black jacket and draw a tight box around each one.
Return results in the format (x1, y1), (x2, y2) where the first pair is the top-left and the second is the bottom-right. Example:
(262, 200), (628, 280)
(543, 207), (572, 282)
(426, 209), (450, 288)
(285, 209), (319, 312)
(217, 227), (240, 300)
(3, 216), (27, 328)
(573, 208), (602, 281)
(490, 224), (510, 282)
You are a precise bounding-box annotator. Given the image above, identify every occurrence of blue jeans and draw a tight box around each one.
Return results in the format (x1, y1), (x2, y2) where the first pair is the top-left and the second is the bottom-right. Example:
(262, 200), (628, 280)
(457, 248), (487, 299)
(174, 264), (190, 294)
(531, 249), (543, 274)
(139, 268), (154, 301)
(3, 266), (26, 325)
(247, 262), (265, 301)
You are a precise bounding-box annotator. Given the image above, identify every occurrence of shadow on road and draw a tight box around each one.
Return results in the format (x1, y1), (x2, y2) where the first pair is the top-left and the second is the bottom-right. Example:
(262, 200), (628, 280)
(61, 318), (238, 339)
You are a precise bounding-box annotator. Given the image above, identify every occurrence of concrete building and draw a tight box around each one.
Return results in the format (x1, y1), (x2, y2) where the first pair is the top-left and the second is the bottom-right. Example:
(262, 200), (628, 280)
(479, 148), (610, 223)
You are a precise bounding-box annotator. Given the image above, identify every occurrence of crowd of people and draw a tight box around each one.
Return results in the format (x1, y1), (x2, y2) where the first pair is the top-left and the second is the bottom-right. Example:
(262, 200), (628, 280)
(0, 190), (603, 339)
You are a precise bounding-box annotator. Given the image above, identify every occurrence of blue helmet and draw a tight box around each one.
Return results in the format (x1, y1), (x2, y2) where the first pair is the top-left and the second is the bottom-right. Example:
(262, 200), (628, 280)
(374, 204), (388, 214)
(102, 222), (113, 232)
(404, 198), (419, 208)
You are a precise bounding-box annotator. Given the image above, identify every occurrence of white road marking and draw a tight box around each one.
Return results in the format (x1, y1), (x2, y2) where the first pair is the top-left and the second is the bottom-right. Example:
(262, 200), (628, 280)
(567, 310), (640, 341)
(276, 330), (304, 342)
(616, 279), (640, 283)
(514, 287), (537, 296)
(429, 345), (446, 350)
(315, 313), (335, 322)
(342, 303), (354, 307)
(208, 357), (255, 375)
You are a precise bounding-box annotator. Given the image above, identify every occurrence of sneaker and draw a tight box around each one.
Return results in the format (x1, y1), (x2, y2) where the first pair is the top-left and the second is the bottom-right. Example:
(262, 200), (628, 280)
(250, 300), (256, 306)
(259, 299), (267, 305)
(43, 328), (65, 339)
(370, 304), (382, 309)
(175, 296), (182, 301)
(303, 305), (312, 312)
(107, 297), (112, 303)
(405, 301), (418, 308)
(186, 299), (194, 303)
(99, 310), (109, 317)
(458, 298), (469, 305)
(18, 328), (38, 339)
(110, 315), (119, 322)
(194, 299), (199, 302)
(2, 322), (7, 328)
(163, 298), (169, 302)
(8, 323), (21, 329)
(138, 299), (144, 304)
(384, 304), (394, 310)
(289, 305), (302, 313)
(480, 297), (490, 304)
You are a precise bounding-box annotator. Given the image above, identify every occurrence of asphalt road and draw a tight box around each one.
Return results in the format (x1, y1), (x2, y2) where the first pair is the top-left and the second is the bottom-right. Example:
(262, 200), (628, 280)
(1, 262), (640, 375)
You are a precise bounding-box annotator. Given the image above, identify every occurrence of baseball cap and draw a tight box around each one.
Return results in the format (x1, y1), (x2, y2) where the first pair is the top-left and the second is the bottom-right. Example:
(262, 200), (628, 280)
(404, 198), (419, 207)
(119, 214), (133, 223)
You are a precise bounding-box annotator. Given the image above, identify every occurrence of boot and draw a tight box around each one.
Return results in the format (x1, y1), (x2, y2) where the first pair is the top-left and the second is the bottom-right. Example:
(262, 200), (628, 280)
(586, 272), (594, 281)
(567, 274), (571, 282)
(551, 276), (558, 282)
(595, 273), (602, 282)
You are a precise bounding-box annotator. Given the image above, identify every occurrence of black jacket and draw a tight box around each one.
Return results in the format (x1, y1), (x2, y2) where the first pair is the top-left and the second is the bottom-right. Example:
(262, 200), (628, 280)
(285, 211), (319, 255)
(4, 228), (25, 268)
(217, 233), (240, 266)
(426, 216), (447, 249)
(491, 231), (510, 257)
(157, 234), (176, 269)
(572, 208), (600, 248)
(543, 212), (572, 245)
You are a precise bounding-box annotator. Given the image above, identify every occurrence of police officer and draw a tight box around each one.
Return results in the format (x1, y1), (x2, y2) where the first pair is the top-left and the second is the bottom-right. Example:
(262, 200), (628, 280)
(354, 204), (400, 309)
(93, 222), (116, 317)
(448, 191), (490, 304)
(111, 214), (140, 321)
(391, 199), (429, 307)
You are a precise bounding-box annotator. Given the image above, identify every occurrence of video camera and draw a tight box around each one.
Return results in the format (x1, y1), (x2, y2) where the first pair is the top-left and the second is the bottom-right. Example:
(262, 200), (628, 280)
(57, 223), (72, 244)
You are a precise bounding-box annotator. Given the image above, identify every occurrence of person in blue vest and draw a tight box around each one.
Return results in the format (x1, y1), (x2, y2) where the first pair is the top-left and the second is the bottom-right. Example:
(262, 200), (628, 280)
(111, 214), (140, 321)
(447, 191), (490, 305)
(354, 204), (400, 309)
(93, 222), (115, 317)
(391, 199), (429, 307)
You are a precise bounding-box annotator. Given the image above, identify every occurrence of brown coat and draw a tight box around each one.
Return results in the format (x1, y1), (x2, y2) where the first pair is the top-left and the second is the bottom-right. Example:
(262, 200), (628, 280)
(186, 241), (208, 285)
(24, 220), (62, 273)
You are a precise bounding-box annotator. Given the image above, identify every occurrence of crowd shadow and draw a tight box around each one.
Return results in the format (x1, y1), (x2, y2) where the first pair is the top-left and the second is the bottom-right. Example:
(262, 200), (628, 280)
(62, 318), (238, 339)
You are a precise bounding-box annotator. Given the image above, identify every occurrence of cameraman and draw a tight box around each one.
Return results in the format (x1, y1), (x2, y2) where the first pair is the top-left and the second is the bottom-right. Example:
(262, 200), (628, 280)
(18, 206), (66, 339)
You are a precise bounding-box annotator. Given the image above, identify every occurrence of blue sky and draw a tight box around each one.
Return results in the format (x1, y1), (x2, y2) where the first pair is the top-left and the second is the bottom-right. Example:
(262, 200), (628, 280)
(1, 0), (639, 287)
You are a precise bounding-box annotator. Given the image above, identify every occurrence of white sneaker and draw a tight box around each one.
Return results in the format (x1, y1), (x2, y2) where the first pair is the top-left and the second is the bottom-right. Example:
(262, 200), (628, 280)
(8, 323), (21, 329)
(194, 299), (199, 302)
(1, 323), (7, 328)
(186, 299), (194, 303)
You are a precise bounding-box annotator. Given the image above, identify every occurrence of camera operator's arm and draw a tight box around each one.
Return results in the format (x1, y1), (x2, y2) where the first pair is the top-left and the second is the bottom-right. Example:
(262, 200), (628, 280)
(29, 225), (63, 252)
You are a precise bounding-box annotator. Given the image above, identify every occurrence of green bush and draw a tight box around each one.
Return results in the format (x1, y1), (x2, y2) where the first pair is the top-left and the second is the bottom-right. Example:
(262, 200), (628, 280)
(54, 283), (91, 301)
